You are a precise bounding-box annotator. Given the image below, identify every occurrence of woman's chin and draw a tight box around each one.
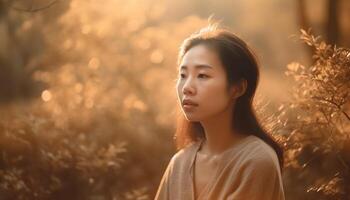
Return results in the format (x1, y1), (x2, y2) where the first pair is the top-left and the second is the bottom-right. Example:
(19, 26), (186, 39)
(184, 114), (201, 122)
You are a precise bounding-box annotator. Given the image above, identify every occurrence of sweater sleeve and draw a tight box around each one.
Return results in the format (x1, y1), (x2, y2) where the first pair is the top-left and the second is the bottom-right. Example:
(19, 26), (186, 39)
(154, 156), (175, 200)
(227, 154), (285, 200)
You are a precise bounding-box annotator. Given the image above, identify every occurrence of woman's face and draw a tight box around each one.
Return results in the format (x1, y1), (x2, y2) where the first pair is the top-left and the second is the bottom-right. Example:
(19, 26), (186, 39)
(176, 44), (235, 121)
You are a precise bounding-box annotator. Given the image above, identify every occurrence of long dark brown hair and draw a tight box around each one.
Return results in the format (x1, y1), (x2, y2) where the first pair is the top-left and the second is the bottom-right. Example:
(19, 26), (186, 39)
(174, 24), (284, 169)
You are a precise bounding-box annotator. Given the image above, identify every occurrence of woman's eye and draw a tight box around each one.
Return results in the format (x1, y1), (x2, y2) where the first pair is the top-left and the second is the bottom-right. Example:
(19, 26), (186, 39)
(198, 74), (209, 78)
(178, 74), (209, 79)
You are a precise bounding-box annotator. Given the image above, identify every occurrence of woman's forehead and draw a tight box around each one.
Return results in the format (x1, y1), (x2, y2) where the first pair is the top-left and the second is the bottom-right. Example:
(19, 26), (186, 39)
(179, 45), (221, 70)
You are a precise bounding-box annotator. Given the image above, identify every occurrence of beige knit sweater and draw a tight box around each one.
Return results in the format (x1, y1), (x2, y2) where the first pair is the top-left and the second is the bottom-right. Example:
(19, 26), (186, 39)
(154, 135), (285, 200)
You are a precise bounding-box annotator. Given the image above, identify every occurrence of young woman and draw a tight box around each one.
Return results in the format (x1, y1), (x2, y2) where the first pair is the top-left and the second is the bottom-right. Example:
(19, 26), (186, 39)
(155, 24), (285, 200)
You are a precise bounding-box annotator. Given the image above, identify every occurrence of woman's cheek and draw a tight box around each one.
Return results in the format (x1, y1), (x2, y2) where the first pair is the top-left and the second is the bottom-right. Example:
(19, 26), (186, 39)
(176, 82), (183, 95)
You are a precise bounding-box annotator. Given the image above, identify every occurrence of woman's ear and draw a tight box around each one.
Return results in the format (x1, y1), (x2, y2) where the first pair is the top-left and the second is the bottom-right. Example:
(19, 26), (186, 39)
(232, 79), (247, 99)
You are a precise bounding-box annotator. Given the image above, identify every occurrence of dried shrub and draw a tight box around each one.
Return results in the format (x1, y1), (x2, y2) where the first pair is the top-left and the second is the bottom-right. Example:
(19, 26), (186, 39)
(271, 29), (350, 200)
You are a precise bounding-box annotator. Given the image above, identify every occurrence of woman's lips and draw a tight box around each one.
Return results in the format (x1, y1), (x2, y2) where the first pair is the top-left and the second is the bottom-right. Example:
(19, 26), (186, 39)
(182, 99), (199, 106)
(182, 99), (198, 112)
(183, 104), (197, 112)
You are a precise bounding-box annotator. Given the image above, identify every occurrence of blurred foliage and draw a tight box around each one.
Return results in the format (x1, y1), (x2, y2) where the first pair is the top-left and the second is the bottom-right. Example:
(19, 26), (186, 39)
(0, 113), (128, 199)
(266, 29), (350, 200)
(0, 0), (208, 199)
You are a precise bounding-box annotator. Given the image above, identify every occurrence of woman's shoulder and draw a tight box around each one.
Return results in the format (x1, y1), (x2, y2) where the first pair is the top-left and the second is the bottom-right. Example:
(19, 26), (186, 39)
(239, 135), (281, 171)
(170, 140), (201, 164)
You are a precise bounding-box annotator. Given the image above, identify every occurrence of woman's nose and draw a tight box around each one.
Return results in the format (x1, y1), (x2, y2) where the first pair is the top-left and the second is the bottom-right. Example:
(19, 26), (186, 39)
(182, 78), (196, 95)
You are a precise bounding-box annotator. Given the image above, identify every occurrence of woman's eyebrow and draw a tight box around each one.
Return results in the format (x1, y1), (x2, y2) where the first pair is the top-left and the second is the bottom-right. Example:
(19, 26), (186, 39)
(179, 64), (213, 70)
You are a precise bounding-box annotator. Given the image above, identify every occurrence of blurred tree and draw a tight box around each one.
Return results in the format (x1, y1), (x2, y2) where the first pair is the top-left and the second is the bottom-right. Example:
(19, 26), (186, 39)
(0, 0), (207, 199)
(297, 0), (349, 47)
(0, 0), (70, 103)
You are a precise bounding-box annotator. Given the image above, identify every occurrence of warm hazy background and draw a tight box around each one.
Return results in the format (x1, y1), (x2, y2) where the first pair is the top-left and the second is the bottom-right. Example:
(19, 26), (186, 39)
(0, 0), (349, 199)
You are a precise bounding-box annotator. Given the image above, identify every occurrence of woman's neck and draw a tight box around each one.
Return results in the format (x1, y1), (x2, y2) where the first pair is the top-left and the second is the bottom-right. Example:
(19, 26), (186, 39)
(200, 104), (245, 156)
